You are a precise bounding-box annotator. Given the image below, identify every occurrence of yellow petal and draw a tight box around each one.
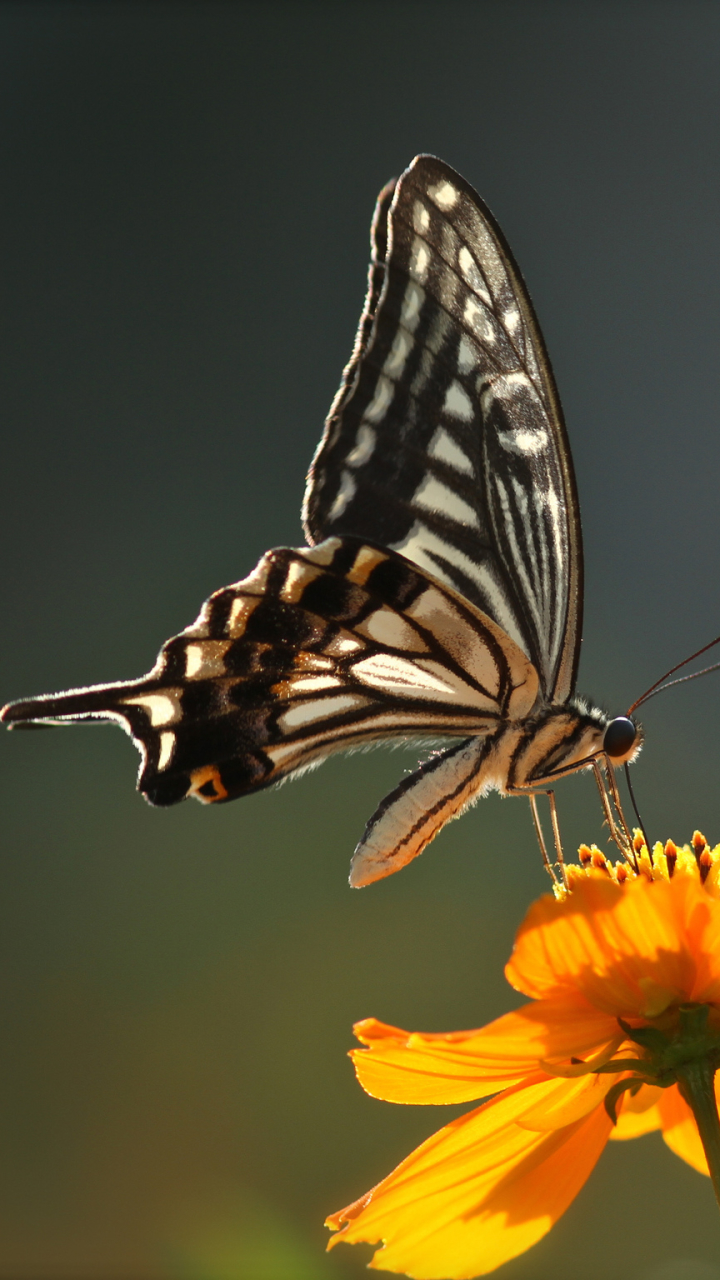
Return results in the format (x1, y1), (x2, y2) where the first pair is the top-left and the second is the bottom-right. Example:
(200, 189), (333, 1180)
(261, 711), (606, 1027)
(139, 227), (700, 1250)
(506, 874), (720, 1017)
(609, 1084), (663, 1141)
(326, 1078), (612, 1279)
(659, 1084), (709, 1175)
(351, 1000), (618, 1105)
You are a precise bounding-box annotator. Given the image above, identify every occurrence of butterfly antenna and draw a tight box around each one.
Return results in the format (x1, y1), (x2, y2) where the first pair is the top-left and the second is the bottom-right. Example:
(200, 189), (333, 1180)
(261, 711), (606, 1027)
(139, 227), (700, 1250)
(627, 632), (720, 715)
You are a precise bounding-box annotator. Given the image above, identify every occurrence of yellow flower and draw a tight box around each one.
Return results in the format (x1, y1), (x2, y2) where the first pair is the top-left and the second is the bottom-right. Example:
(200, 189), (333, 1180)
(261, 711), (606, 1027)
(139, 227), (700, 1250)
(326, 834), (720, 1279)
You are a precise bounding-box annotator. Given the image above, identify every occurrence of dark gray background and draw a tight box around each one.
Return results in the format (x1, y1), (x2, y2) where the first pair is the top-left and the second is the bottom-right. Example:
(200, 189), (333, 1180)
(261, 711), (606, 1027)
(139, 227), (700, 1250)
(2, 2), (720, 1277)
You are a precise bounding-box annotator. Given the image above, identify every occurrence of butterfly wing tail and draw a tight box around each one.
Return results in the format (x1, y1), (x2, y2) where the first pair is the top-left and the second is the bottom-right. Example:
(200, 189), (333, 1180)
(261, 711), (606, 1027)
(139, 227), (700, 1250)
(1, 682), (141, 728)
(348, 734), (498, 887)
(0, 677), (194, 804)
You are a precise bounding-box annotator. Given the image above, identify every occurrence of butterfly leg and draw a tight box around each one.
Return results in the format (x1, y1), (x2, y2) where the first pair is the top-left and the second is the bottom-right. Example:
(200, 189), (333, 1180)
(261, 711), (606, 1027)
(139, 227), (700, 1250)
(527, 792), (568, 889)
(602, 754), (641, 867)
(603, 754), (633, 843)
(591, 760), (635, 865)
(528, 794), (555, 881)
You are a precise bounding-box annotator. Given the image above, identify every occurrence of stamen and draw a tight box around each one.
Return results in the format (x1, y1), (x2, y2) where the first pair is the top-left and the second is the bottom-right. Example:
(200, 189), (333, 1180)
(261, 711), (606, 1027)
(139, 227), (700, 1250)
(664, 840), (677, 877)
(693, 830), (709, 865)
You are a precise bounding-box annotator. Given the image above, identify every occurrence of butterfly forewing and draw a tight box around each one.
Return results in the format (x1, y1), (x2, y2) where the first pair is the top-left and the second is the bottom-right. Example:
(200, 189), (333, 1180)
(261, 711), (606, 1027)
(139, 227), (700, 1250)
(304, 155), (582, 702)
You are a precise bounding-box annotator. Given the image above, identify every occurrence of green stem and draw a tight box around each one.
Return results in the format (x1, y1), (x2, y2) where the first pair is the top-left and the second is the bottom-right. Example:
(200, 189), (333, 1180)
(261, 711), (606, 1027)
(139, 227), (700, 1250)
(676, 1061), (720, 1212)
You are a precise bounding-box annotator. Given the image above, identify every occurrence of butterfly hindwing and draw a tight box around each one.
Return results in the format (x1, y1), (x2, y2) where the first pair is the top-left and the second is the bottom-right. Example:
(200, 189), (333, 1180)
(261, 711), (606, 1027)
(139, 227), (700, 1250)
(4, 539), (539, 809)
(304, 154), (582, 702)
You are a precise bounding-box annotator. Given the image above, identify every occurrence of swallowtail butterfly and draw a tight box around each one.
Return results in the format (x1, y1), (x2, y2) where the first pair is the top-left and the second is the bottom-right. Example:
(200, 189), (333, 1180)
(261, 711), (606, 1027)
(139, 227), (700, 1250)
(2, 156), (642, 885)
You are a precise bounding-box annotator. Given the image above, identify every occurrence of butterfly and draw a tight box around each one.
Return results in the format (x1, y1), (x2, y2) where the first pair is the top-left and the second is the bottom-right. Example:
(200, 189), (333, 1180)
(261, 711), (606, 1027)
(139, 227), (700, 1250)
(1, 155), (642, 886)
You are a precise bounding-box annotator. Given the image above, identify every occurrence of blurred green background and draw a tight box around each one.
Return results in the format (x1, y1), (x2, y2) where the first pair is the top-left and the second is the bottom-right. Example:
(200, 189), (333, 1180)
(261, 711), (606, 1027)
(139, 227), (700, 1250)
(2, 2), (720, 1277)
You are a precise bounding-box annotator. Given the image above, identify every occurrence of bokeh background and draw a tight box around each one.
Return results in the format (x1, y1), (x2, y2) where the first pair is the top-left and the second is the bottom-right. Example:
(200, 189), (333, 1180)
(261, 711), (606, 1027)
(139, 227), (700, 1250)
(2, 2), (720, 1277)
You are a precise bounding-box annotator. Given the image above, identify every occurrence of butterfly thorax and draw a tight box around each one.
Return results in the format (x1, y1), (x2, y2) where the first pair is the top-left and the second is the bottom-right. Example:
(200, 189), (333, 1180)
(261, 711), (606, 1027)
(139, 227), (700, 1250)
(500, 699), (610, 792)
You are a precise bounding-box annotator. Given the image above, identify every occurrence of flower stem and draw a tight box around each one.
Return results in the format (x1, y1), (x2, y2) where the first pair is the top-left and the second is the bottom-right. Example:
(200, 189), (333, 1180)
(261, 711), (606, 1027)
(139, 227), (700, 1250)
(676, 1061), (720, 1211)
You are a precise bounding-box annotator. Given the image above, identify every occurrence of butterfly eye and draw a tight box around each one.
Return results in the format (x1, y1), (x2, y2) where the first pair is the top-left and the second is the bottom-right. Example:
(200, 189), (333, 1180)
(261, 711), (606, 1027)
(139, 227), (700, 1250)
(603, 716), (637, 759)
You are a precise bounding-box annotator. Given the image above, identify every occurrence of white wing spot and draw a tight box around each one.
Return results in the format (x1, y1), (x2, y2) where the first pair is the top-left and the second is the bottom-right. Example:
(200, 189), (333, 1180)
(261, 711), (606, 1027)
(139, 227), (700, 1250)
(347, 423), (376, 468)
(429, 428), (474, 475)
(457, 334), (477, 374)
(288, 675), (340, 693)
(458, 245), (490, 303)
(464, 298), (496, 345)
(496, 427), (549, 456)
(280, 559), (321, 603)
(443, 380), (474, 421)
(410, 237), (430, 283)
(123, 692), (182, 727)
(295, 654), (334, 672)
(479, 370), (534, 408)
(428, 180), (458, 210)
(364, 373), (394, 423)
(185, 641), (230, 679)
(504, 306), (520, 332)
(347, 545), (388, 586)
(226, 595), (260, 638)
(157, 731), (175, 771)
(324, 633), (365, 656)
(328, 470), (356, 520)
(413, 200), (430, 233)
(413, 474), (479, 527)
(400, 281), (425, 331)
(383, 326), (413, 377)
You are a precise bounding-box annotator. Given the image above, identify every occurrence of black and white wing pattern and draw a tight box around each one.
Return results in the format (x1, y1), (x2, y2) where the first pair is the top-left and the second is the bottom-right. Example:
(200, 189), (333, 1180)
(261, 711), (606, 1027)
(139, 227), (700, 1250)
(305, 154), (582, 704)
(2, 157), (638, 886)
(3, 538), (538, 802)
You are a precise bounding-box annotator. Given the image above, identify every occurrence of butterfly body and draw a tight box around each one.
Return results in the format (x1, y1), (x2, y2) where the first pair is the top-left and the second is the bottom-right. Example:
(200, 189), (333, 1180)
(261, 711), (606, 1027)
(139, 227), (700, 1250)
(1, 156), (641, 883)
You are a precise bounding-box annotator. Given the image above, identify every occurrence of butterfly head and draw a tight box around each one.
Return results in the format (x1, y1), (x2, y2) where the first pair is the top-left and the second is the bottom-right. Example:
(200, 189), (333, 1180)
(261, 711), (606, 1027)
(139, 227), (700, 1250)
(603, 715), (642, 766)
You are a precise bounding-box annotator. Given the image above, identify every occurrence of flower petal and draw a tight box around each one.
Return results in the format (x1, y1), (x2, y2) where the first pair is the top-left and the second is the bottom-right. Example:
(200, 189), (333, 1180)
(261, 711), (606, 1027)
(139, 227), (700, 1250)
(326, 1077), (612, 1279)
(506, 875), (720, 1016)
(516, 1071), (616, 1131)
(609, 1084), (663, 1141)
(351, 1000), (618, 1104)
(659, 1084), (709, 1175)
